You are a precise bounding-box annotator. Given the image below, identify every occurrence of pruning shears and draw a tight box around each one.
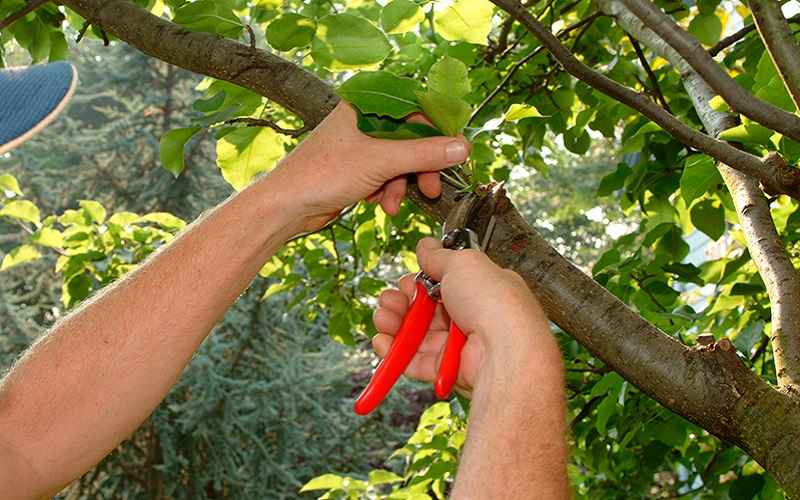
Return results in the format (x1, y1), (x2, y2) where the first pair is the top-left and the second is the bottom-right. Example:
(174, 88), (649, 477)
(353, 186), (502, 416)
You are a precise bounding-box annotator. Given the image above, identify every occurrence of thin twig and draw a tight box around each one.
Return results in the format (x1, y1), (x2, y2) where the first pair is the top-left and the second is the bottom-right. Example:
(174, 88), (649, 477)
(0, 0), (49, 31)
(628, 34), (672, 113)
(469, 11), (603, 125)
(222, 117), (309, 137)
(708, 14), (800, 57)
(245, 24), (256, 49)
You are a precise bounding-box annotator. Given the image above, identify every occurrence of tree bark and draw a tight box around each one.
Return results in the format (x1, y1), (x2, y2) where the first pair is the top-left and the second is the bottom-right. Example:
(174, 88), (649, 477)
(620, 0), (800, 143)
(595, 0), (800, 393)
(56, 0), (800, 495)
(747, 0), (800, 110)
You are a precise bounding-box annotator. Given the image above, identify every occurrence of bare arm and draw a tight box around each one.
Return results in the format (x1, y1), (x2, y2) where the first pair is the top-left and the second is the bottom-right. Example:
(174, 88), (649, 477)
(373, 239), (569, 498)
(0, 103), (470, 499)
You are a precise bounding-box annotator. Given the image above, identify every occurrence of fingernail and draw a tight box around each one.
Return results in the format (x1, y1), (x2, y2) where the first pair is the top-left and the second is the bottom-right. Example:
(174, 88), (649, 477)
(445, 140), (468, 165)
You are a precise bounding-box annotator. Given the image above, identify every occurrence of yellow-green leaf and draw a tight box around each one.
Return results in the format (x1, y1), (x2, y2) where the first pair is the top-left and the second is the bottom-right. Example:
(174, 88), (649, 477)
(0, 173), (23, 196)
(381, 0), (425, 34)
(504, 103), (544, 121)
(32, 227), (64, 248)
(434, 0), (494, 45)
(79, 200), (107, 224)
(1, 245), (41, 270)
(299, 474), (344, 492)
(216, 127), (286, 191)
(0, 200), (40, 225)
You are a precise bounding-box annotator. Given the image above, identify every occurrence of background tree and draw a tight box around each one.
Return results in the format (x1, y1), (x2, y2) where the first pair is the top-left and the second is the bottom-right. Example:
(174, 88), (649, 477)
(3, 0), (800, 498)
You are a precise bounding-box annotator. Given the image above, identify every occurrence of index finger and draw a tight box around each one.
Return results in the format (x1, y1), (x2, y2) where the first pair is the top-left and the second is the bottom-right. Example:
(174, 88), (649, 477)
(416, 237), (457, 282)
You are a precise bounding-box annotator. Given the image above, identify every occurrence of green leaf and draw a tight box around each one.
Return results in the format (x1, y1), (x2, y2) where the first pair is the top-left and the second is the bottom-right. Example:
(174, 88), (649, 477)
(0, 200), (40, 225)
(338, 71), (421, 119)
(368, 469), (403, 486)
(266, 13), (316, 51)
(597, 163), (631, 197)
(172, 0), (243, 38)
(0, 173), (23, 196)
(688, 13), (722, 46)
(729, 474), (765, 500)
(64, 272), (92, 307)
(734, 321), (764, 355)
(355, 220), (377, 264)
(193, 91), (226, 113)
(381, 0), (425, 34)
(300, 473), (345, 492)
(622, 122), (662, 154)
(434, 0), (494, 45)
(563, 127), (591, 155)
(311, 14), (391, 70)
(691, 199), (725, 240)
(504, 103), (544, 121)
(160, 127), (201, 177)
(1, 245), (41, 271)
(216, 127), (286, 191)
(356, 112), (444, 140)
(415, 89), (471, 137)
(595, 395), (617, 435)
(680, 154), (722, 204)
(49, 31), (69, 61)
(427, 56), (470, 98)
(79, 200), (107, 224)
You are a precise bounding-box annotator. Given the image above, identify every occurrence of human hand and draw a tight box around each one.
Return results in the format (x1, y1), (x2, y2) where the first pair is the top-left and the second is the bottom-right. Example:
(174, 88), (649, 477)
(270, 102), (470, 235)
(371, 238), (558, 398)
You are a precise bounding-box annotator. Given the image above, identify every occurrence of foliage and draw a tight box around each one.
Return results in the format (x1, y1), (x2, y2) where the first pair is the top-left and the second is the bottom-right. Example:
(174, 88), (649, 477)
(300, 402), (466, 499)
(3, 0), (800, 498)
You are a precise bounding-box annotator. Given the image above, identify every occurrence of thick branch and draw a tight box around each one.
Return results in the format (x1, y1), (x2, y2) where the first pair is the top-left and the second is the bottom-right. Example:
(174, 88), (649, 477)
(409, 180), (800, 496)
(620, 0), (800, 143)
(488, 0), (800, 200)
(747, 0), (800, 110)
(598, 0), (800, 391)
(0, 0), (49, 31)
(59, 0), (338, 129)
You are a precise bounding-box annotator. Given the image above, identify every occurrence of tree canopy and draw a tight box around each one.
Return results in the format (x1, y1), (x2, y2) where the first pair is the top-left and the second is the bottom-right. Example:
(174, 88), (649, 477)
(2, 0), (800, 498)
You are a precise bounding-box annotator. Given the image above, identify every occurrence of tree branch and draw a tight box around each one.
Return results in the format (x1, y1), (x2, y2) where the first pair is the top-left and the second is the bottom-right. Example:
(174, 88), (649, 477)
(708, 14), (800, 57)
(222, 117), (309, 137)
(470, 11), (602, 125)
(598, 0), (800, 410)
(60, 0), (338, 130)
(628, 34), (672, 113)
(747, 0), (800, 110)
(0, 0), (49, 31)
(619, 0), (800, 143)
(488, 0), (800, 200)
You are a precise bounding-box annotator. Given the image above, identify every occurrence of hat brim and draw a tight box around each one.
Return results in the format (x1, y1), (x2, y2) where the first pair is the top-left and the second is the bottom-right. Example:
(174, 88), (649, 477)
(0, 62), (78, 156)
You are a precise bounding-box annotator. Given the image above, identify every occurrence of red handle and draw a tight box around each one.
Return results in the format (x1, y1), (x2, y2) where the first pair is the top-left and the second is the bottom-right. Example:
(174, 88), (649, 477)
(434, 322), (467, 399)
(354, 281), (437, 415)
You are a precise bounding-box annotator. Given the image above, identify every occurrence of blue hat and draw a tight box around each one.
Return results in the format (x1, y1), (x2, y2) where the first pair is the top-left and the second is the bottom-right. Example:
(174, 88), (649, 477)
(0, 61), (78, 155)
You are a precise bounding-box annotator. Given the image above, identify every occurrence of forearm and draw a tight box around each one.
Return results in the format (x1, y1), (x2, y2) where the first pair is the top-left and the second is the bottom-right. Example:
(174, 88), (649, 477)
(0, 172), (297, 496)
(452, 335), (569, 499)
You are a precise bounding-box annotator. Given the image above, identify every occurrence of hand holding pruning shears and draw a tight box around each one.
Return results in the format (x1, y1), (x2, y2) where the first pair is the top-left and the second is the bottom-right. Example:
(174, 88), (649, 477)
(353, 187), (546, 415)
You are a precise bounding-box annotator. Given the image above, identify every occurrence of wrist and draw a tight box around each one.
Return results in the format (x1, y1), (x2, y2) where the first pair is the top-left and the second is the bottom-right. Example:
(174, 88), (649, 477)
(473, 326), (563, 400)
(238, 169), (305, 244)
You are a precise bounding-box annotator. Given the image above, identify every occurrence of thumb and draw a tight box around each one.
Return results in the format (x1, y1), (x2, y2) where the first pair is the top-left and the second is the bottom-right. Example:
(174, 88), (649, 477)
(377, 136), (470, 176)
